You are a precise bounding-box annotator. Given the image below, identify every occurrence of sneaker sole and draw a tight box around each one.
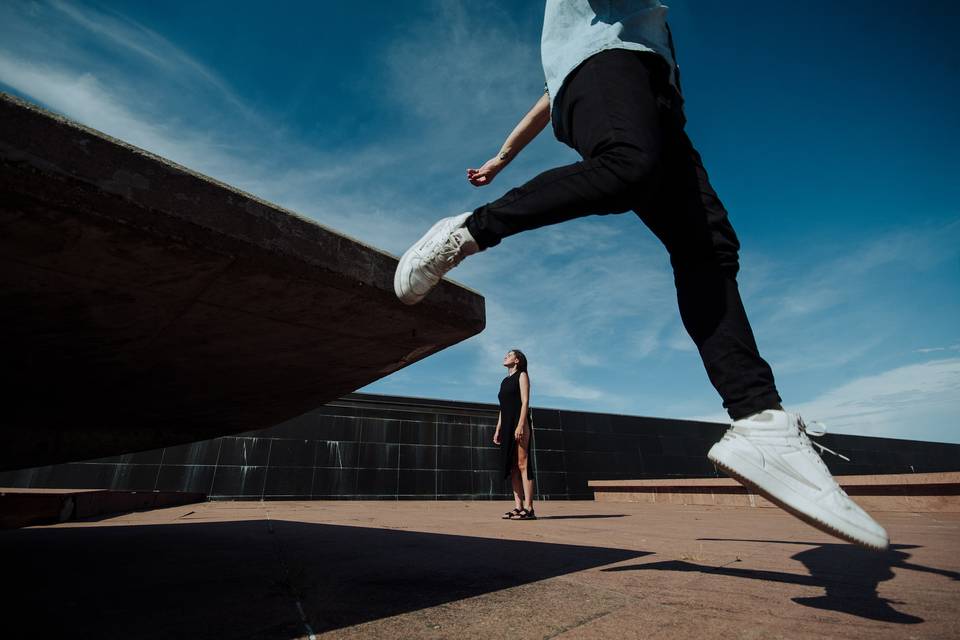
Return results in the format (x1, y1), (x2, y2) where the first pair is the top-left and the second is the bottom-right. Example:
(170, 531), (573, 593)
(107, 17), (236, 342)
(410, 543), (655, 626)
(708, 444), (888, 550)
(394, 217), (449, 305)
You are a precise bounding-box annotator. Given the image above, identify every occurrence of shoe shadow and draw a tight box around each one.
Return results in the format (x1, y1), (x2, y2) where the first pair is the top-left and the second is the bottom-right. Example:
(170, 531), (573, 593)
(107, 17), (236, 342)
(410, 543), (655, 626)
(534, 514), (629, 520)
(604, 539), (957, 624)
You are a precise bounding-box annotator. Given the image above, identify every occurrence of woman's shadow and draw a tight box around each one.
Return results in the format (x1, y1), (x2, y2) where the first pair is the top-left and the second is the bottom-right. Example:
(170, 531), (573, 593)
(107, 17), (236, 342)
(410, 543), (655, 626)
(603, 539), (959, 624)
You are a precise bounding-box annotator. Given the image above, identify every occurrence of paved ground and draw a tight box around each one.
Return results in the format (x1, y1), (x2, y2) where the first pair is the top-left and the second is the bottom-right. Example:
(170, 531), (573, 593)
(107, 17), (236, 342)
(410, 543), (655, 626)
(2, 500), (957, 639)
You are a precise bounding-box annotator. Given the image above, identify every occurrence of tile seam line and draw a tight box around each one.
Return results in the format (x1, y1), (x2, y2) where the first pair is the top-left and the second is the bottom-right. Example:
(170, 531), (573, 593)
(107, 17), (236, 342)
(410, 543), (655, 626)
(263, 506), (317, 640)
(542, 607), (622, 639)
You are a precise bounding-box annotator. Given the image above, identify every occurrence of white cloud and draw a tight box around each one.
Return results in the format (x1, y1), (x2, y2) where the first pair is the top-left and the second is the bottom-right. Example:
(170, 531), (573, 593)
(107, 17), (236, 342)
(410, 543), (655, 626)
(1, 0), (646, 409)
(741, 221), (960, 378)
(0, 1), (447, 255)
(915, 344), (960, 354)
(447, 214), (685, 405)
(688, 357), (960, 444)
(470, 297), (610, 403)
(384, 0), (539, 125)
(47, 0), (234, 97)
(794, 358), (960, 443)
(4, 0), (957, 442)
(0, 53), (220, 171)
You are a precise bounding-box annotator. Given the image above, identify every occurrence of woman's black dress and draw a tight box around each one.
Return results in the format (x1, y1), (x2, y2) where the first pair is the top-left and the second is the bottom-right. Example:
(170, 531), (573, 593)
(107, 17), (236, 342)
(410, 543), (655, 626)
(498, 371), (534, 479)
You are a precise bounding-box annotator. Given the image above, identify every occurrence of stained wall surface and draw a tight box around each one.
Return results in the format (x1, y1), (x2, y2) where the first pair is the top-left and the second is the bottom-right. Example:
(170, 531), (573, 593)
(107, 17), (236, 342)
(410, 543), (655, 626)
(2, 393), (958, 500)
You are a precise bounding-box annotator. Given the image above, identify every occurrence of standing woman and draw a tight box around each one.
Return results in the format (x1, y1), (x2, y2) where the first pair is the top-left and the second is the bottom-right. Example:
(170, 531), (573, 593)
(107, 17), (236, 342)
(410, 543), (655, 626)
(494, 349), (536, 520)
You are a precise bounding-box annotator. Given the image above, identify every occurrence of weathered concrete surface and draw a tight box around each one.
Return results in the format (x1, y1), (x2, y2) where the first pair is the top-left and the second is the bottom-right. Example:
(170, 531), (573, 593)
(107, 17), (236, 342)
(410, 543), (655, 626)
(0, 92), (485, 470)
(590, 472), (960, 512)
(2, 501), (957, 638)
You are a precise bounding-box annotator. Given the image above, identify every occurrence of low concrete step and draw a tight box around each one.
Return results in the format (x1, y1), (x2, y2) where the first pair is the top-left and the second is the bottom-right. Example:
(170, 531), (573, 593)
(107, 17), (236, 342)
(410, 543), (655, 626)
(0, 488), (205, 529)
(589, 472), (960, 512)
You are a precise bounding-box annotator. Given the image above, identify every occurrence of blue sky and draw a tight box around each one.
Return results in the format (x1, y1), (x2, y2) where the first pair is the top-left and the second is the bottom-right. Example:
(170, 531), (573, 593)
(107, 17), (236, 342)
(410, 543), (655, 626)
(2, 1), (958, 443)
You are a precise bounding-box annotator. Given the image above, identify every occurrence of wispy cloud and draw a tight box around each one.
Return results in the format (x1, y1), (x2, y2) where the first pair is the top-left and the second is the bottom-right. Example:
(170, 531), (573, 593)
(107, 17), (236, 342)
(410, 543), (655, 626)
(0, 53), (226, 171)
(0, 2), (461, 256)
(793, 358), (960, 443)
(384, 0), (540, 126)
(759, 223), (960, 323)
(3, 0), (957, 442)
(688, 356), (960, 444)
(740, 221), (960, 376)
(46, 0), (244, 106)
(915, 344), (960, 354)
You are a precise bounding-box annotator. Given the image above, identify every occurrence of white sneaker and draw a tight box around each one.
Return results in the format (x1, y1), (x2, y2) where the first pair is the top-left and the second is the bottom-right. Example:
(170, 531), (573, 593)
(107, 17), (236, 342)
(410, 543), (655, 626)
(707, 410), (889, 550)
(394, 211), (479, 305)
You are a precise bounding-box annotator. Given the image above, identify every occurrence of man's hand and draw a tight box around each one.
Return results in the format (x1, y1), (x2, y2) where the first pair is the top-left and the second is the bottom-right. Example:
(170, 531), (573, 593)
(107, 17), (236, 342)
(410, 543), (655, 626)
(467, 156), (506, 187)
(467, 93), (550, 187)
(493, 428), (501, 445)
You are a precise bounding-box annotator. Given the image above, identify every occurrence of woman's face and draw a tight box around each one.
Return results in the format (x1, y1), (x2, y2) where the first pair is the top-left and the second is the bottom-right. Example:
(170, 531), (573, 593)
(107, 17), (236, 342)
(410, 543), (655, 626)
(503, 351), (519, 367)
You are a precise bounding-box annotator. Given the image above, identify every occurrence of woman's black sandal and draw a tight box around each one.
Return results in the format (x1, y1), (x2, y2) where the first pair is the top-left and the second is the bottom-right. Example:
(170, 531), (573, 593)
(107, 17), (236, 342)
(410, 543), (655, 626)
(502, 508), (522, 520)
(516, 507), (537, 520)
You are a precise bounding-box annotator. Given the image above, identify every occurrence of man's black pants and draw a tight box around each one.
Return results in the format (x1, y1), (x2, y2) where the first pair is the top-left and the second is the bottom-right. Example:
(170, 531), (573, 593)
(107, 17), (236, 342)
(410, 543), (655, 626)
(465, 49), (781, 419)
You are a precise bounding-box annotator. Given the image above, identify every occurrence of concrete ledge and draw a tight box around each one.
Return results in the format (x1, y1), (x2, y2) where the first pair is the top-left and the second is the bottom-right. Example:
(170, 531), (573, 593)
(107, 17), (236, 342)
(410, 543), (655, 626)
(0, 488), (205, 529)
(589, 472), (960, 512)
(0, 92), (485, 470)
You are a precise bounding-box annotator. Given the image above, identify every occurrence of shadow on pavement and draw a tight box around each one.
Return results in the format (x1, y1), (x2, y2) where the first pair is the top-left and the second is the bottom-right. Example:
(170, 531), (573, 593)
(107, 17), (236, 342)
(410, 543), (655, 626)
(2, 519), (649, 638)
(604, 539), (959, 624)
(534, 514), (629, 520)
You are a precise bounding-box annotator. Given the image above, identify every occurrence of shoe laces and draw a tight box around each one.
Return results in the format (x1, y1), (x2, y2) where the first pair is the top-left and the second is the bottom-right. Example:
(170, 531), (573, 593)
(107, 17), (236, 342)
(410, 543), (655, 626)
(798, 416), (851, 462)
(424, 230), (468, 278)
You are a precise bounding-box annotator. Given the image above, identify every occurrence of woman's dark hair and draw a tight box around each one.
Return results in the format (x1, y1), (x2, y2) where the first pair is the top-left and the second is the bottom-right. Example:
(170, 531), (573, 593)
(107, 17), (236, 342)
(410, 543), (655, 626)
(509, 349), (528, 374)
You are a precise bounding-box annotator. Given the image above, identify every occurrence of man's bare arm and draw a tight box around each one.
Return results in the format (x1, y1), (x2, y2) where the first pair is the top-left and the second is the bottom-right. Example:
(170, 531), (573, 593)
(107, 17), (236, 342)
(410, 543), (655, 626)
(467, 93), (551, 187)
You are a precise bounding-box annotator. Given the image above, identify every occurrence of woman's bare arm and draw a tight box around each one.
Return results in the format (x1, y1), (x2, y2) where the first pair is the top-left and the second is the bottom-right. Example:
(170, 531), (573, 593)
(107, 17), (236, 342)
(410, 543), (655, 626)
(468, 92), (551, 187)
(515, 372), (531, 439)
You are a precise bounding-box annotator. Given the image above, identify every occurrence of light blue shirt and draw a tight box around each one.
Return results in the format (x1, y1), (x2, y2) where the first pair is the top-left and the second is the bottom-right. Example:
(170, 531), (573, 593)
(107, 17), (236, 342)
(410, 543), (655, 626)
(541, 0), (680, 114)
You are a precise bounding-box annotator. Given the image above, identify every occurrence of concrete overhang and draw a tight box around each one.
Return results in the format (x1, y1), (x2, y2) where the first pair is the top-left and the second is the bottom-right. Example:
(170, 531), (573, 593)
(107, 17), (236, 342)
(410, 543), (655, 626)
(0, 93), (485, 471)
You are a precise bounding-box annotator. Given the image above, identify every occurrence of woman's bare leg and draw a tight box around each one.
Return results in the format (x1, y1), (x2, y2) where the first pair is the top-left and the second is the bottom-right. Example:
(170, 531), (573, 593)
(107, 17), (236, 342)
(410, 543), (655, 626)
(516, 437), (534, 510)
(510, 467), (523, 509)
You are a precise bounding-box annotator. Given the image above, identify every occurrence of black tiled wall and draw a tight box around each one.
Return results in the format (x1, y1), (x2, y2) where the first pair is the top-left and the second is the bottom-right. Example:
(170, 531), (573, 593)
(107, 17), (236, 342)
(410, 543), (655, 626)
(2, 393), (958, 500)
